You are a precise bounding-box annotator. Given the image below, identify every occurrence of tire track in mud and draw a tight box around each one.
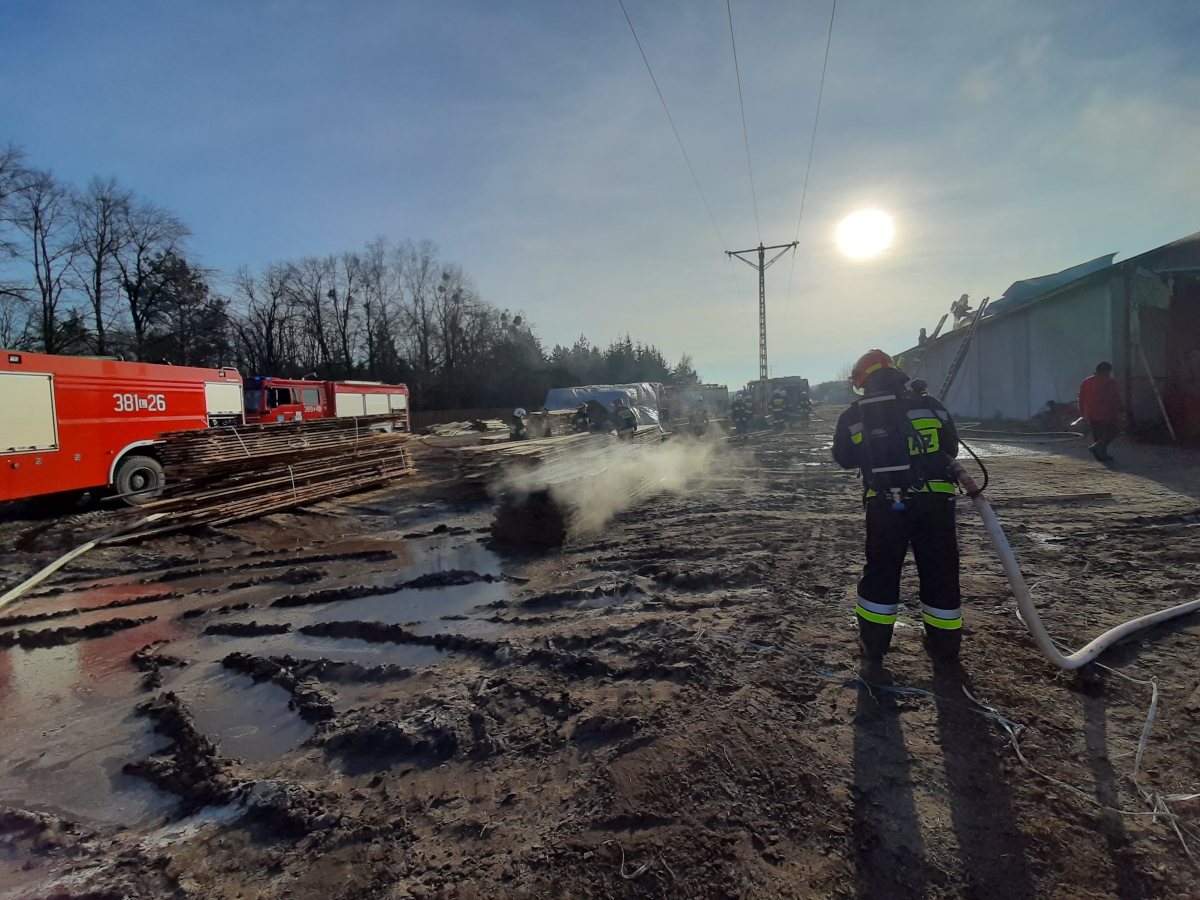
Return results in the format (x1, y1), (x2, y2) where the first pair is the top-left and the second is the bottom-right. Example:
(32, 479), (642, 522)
(0, 615), (156, 649)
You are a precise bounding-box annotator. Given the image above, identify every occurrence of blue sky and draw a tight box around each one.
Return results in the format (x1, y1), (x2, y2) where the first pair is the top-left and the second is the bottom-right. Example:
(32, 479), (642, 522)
(2, 0), (1198, 384)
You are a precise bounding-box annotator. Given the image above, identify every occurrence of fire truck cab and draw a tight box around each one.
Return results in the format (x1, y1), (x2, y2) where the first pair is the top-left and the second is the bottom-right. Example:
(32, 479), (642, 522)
(242, 377), (410, 431)
(0, 351), (243, 503)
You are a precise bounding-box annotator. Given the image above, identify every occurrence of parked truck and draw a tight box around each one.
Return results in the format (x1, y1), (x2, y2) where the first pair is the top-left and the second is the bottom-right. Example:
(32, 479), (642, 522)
(0, 350), (243, 503)
(241, 377), (409, 431)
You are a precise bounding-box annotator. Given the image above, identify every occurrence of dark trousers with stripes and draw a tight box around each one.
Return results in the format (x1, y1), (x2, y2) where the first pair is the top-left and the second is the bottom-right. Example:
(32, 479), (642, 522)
(857, 495), (962, 659)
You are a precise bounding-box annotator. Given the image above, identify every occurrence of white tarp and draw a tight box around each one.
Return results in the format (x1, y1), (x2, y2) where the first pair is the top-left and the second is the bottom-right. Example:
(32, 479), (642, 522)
(542, 383), (663, 426)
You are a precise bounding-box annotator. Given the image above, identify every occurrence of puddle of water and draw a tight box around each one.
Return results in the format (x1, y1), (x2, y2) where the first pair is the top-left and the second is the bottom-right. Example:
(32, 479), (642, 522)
(9, 582), (178, 622)
(0, 530), (499, 826)
(963, 441), (1044, 459)
(1026, 531), (1067, 547)
(403, 536), (501, 577)
(0, 637), (177, 826)
(313, 580), (511, 635)
(193, 630), (451, 670)
(171, 668), (314, 764)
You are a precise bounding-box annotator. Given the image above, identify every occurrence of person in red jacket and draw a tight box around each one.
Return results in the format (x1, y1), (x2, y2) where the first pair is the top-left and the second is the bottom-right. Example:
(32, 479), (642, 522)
(1078, 362), (1124, 462)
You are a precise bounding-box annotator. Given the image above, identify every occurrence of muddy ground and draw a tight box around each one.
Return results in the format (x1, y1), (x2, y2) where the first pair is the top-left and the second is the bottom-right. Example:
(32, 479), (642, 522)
(0, 416), (1198, 899)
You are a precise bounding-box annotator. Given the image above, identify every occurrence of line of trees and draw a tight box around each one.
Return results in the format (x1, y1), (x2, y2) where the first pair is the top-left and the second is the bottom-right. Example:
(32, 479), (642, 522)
(0, 142), (700, 410)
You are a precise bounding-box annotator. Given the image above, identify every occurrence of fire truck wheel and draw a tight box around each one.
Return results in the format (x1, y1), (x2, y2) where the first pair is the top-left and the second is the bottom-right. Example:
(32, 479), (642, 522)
(115, 455), (166, 505)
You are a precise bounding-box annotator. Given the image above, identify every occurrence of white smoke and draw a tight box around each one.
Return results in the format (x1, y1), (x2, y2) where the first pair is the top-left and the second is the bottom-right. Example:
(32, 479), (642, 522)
(492, 434), (719, 538)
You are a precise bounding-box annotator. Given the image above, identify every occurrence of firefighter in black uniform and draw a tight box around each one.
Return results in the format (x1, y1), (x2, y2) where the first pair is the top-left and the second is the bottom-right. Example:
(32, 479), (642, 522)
(796, 390), (812, 426)
(832, 349), (963, 664)
(731, 390), (751, 435)
(510, 407), (529, 441)
(770, 389), (788, 431)
(572, 403), (590, 432)
(612, 397), (638, 437)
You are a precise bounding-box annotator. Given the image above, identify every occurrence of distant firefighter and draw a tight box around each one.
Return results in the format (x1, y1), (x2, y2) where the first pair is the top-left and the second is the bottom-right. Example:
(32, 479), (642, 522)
(585, 399), (612, 432)
(510, 408), (528, 441)
(572, 403), (590, 432)
(612, 397), (637, 436)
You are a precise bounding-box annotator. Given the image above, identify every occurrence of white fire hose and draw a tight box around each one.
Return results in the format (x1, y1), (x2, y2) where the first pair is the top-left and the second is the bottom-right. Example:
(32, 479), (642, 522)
(952, 460), (1200, 670)
(0, 514), (163, 613)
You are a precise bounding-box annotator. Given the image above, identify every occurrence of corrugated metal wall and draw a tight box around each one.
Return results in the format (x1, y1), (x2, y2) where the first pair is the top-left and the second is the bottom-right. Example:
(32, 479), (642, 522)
(904, 275), (1121, 420)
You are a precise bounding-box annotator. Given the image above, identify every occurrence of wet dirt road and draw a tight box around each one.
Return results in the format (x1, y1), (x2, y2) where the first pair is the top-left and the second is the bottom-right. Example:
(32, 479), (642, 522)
(0, 420), (1198, 899)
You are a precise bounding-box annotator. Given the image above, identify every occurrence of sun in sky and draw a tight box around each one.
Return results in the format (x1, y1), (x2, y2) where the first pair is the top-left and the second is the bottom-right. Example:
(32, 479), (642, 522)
(837, 210), (894, 259)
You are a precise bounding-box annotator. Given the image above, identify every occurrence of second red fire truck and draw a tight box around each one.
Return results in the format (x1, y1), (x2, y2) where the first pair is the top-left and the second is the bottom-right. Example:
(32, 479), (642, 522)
(241, 377), (410, 430)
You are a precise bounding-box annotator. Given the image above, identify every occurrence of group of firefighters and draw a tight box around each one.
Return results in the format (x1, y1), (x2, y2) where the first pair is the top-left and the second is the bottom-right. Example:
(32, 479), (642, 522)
(729, 387), (812, 435)
(511, 388), (815, 442)
(510, 397), (639, 441)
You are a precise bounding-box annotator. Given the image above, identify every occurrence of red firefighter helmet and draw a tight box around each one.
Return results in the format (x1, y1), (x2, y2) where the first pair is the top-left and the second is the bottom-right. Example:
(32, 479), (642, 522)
(850, 349), (895, 390)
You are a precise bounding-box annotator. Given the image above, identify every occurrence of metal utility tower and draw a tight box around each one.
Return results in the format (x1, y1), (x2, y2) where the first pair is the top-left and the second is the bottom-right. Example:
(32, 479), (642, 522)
(726, 241), (798, 388)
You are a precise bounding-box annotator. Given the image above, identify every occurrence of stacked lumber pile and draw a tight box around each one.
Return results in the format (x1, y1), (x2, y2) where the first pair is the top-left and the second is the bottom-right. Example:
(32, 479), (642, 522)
(109, 417), (414, 542)
(421, 419), (509, 437)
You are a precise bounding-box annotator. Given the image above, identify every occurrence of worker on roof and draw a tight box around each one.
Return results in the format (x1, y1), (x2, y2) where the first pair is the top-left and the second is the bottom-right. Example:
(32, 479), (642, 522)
(1078, 361), (1123, 463)
(510, 407), (528, 441)
(831, 349), (963, 670)
(572, 403), (590, 432)
(612, 397), (637, 437)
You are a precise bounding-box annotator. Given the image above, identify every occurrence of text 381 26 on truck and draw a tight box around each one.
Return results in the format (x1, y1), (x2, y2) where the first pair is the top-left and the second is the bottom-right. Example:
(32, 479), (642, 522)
(0, 351), (243, 504)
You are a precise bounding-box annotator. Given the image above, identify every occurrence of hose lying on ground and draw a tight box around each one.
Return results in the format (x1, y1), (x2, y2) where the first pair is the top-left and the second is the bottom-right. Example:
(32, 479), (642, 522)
(0, 514), (163, 613)
(951, 460), (1200, 670)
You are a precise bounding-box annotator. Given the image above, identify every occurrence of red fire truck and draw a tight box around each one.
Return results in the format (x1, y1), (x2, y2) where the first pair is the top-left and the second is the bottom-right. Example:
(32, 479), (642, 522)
(242, 377), (409, 430)
(1, 351), (243, 503)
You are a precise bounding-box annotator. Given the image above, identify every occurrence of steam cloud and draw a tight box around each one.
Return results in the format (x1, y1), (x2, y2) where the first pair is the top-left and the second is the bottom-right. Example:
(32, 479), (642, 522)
(492, 435), (719, 540)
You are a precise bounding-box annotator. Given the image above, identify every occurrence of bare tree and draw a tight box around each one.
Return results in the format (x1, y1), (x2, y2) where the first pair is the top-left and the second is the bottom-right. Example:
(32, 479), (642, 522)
(0, 143), (30, 260)
(230, 264), (295, 375)
(330, 253), (362, 375)
(434, 264), (489, 399)
(286, 256), (337, 376)
(358, 238), (399, 379)
(114, 199), (190, 357)
(394, 240), (440, 374)
(8, 170), (81, 354)
(71, 177), (132, 355)
(0, 144), (32, 338)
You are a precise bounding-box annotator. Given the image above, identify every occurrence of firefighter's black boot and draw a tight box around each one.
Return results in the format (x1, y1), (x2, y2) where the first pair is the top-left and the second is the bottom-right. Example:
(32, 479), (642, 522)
(923, 626), (961, 666)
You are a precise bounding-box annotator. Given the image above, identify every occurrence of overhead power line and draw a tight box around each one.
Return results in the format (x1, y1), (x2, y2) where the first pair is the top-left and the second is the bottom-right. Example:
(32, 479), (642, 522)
(617, 0), (729, 252)
(725, 0), (761, 243)
(616, 0), (753, 330)
(782, 0), (838, 330)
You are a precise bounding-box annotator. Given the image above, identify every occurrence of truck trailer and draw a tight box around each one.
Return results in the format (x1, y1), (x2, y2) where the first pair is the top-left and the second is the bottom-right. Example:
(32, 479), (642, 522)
(0, 351), (243, 503)
(242, 377), (410, 431)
